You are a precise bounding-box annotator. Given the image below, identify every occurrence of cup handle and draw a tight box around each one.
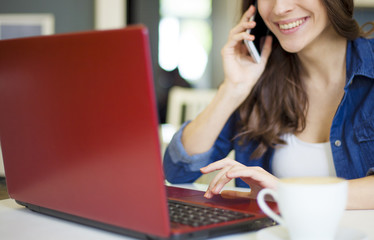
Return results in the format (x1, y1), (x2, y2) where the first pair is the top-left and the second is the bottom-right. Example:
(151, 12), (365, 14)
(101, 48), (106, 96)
(257, 188), (285, 225)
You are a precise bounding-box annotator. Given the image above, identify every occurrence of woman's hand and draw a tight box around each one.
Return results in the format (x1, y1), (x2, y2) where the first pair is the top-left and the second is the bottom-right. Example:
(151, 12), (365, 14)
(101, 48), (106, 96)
(179, 6), (273, 156)
(200, 158), (279, 199)
(220, 5), (272, 105)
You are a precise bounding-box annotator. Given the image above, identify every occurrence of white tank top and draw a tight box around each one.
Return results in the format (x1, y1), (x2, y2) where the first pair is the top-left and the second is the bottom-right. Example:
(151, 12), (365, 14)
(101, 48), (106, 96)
(272, 133), (336, 178)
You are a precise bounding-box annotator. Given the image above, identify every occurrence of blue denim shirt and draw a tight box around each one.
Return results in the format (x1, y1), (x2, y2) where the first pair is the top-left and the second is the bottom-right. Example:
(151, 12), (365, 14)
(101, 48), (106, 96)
(163, 37), (374, 188)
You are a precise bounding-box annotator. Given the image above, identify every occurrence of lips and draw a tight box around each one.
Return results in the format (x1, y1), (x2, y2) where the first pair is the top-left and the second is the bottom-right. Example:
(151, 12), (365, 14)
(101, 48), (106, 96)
(276, 17), (309, 31)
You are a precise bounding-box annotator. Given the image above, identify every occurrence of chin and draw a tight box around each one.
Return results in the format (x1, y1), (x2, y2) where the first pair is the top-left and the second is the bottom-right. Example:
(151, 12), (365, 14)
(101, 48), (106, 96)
(279, 42), (303, 53)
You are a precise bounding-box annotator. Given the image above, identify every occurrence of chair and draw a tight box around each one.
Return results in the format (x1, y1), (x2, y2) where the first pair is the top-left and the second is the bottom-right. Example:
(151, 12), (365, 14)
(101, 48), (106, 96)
(163, 86), (235, 187)
(166, 86), (217, 129)
(160, 86), (217, 156)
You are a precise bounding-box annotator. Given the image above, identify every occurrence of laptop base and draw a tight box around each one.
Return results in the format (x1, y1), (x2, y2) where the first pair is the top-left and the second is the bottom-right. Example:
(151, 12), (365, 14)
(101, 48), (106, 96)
(17, 199), (276, 240)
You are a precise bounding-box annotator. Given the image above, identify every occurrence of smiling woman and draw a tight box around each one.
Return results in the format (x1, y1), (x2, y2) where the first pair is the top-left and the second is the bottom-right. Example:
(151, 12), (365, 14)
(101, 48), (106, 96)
(236, 0), (372, 158)
(163, 0), (374, 210)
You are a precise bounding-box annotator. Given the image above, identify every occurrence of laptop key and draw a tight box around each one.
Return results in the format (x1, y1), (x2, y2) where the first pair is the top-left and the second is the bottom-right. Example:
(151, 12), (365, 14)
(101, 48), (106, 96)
(168, 200), (255, 227)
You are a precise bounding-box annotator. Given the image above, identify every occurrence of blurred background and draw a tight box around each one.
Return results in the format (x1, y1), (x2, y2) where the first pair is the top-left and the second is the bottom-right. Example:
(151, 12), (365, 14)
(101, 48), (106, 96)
(0, 0), (372, 124)
(0, 0), (373, 194)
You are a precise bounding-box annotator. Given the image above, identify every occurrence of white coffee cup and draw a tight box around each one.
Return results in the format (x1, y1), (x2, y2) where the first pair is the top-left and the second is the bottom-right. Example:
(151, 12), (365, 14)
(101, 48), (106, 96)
(257, 177), (348, 240)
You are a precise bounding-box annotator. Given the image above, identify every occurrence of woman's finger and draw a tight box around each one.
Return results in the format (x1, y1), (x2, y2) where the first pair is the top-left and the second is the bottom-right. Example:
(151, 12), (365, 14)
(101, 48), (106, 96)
(221, 190), (252, 199)
(210, 170), (235, 194)
(227, 166), (267, 180)
(204, 165), (234, 198)
(223, 27), (255, 54)
(200, 158), (237, 174)
(202, 159), (243, 198)
(226, 166), (278, 189)
(206, 166), (230, 191)
(229, 21), (256, 39)
(239, 4), (256, 23)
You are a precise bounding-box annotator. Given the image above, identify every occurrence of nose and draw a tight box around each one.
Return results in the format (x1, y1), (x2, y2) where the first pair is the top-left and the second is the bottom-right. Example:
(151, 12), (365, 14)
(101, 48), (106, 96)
(272, 0), (295, 15)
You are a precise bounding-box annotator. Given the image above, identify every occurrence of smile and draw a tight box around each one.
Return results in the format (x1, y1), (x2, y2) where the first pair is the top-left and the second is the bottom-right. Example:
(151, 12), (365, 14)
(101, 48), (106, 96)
(278, 17), (308, 30)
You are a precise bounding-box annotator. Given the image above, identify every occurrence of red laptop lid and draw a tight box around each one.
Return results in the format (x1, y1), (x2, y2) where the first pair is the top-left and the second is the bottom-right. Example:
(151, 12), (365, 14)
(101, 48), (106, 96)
(0, 26), (170, 238)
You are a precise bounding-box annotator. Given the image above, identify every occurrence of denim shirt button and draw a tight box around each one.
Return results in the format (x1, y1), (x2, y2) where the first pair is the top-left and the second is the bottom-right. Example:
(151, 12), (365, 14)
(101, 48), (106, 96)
(334, 140), (342, 147)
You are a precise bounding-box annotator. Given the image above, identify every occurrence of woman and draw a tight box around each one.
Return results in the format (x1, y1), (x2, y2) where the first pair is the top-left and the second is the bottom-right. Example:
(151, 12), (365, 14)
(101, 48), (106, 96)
(163, 0), (374, 209)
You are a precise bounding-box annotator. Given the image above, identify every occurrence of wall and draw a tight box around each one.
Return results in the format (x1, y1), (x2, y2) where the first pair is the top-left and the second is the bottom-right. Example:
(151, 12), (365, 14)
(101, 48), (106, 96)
(211, 0), (241, 88)
(0, 0), (94, 34)
(354, 7), (374, 26)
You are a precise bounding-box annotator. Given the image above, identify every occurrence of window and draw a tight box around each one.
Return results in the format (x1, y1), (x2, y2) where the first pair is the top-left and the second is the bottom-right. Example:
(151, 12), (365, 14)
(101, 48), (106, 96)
(0, 14), (54, 40)
(158, 0), (212, 85)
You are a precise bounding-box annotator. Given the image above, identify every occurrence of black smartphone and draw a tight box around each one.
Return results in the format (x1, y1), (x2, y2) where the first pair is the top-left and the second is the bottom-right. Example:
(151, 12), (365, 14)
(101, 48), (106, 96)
(243, 6), (269, 63)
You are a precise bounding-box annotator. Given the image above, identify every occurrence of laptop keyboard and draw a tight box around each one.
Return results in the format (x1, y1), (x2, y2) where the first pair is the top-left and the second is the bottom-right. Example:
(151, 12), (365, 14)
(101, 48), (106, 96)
(168, 200), (255, 227)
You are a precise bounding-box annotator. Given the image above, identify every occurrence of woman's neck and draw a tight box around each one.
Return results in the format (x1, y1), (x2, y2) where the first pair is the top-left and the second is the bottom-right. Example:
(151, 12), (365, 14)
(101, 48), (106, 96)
(297, 28), (347, 86)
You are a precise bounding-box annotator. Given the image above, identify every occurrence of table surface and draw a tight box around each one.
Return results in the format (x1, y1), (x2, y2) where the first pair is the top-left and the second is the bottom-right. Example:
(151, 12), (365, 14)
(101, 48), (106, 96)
(1, 184), (374, 240)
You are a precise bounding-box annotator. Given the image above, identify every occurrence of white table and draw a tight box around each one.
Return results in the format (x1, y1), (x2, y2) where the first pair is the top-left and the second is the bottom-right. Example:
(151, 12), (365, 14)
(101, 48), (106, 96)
(1, 184), (374, 240)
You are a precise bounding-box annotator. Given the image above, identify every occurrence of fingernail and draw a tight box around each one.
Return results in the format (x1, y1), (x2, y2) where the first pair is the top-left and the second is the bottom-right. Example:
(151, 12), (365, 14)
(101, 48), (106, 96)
(246, 35), (254, 41)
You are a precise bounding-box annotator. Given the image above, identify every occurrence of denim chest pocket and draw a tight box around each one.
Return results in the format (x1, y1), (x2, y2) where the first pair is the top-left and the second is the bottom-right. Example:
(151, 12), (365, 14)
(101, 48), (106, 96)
(354, 119), (374, 174)
(355, 119), (374, 142)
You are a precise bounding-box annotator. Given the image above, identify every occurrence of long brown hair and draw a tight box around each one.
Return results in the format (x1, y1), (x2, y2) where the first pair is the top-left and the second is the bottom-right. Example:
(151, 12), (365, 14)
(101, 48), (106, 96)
(238, 0), (373, 159)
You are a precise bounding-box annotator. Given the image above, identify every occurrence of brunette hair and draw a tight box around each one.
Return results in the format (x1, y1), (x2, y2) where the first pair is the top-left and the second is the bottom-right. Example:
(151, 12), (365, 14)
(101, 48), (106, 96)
(238, 0), (373, 159)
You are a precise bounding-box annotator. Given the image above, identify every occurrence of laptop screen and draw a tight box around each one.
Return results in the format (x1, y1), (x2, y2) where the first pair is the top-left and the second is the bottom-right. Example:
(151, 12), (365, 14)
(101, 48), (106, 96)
(0, 26), (172, 238)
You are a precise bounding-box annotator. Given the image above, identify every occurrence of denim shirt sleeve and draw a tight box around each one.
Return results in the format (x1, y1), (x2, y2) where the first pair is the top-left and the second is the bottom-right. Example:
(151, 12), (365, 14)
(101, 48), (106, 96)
(167, 121), (213, 171)
(163, 121), (214, 183)
(163, 114), (237, 184)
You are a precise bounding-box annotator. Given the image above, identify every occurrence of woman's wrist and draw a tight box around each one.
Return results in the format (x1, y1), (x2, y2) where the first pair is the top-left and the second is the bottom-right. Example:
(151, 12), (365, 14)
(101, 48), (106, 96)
(218, 79), (253, 109)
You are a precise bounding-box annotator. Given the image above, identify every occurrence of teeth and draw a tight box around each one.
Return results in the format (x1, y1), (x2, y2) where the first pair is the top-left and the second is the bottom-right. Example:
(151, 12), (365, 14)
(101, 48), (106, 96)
(279, 19), (305, 30)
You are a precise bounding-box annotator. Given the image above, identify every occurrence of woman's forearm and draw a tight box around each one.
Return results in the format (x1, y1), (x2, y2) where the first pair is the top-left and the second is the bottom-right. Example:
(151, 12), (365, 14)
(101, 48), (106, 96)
(347, 175), (374, 210)
(181, 83), (246, 155)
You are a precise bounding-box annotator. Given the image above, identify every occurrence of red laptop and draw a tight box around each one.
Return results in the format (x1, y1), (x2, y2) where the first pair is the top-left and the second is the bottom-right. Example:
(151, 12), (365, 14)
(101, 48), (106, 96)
(0, 25), (276, 239)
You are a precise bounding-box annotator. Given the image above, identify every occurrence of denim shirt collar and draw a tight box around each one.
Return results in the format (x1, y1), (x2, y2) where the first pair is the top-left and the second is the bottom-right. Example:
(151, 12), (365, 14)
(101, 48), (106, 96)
(346, 38), (374, 87)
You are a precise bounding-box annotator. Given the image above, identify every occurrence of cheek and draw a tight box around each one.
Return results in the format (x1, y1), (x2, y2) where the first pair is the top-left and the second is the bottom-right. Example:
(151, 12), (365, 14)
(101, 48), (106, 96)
(257, 3), (275, 33)
(257, 2), (271, 21)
